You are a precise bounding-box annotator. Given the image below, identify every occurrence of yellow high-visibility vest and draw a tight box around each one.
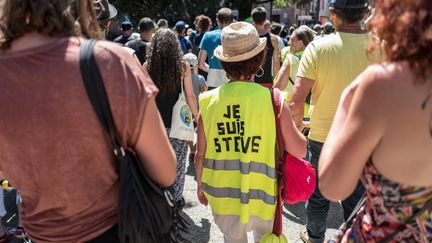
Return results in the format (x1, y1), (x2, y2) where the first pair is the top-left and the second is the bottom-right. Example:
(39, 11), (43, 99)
(199, 81), (277, 223)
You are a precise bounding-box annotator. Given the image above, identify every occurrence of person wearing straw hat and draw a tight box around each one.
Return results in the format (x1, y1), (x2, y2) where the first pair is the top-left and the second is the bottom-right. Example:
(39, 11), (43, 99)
(195, 22), (307, 243)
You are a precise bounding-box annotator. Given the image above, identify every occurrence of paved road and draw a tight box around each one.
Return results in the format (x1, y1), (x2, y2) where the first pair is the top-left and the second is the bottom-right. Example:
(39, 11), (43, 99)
(3, 159), (344, 243)
(181, 159), (344, 242)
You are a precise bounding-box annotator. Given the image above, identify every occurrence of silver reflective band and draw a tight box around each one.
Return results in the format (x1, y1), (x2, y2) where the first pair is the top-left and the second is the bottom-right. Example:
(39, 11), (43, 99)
(204, 159), (276, 179)
(202, 183), (275, 205)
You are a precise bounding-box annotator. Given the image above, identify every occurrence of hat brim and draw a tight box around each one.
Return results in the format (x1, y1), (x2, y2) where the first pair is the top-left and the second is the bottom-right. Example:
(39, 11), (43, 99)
(106, 3), (118, 20)
(214, 37), (267, 62)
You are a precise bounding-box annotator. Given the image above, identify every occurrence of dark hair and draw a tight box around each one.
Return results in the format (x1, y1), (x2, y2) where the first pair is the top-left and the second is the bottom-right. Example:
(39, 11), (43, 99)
(147, 28), (183, 95)
(0, 0), (100, 50)
(279, 26), (289, 38)
(251, 7), (267, 25)
(289, 26), (296, 35)
(221, 49), (267, 81)
(197, 15), (212, 32)
(322, 22), (335, 34)
(271, 23), (283, 36)
(139, 17), (154, 33)
(217, 8), (233, 24)
(293, 28), (314, 47)
(368, 0), (432, 84)
(157, 19), (168, 29)
(333, 7), (367, 24)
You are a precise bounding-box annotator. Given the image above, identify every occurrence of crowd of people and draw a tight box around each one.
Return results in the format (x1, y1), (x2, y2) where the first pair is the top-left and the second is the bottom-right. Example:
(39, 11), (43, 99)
(0, 0), (430, 242)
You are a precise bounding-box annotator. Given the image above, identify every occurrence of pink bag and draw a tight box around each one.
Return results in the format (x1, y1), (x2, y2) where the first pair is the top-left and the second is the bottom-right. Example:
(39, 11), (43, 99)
(270, 88), (316, 204)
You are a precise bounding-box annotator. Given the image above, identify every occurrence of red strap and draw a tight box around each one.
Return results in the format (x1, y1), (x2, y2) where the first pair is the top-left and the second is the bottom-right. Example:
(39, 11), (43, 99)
(270, 88), (285, 236)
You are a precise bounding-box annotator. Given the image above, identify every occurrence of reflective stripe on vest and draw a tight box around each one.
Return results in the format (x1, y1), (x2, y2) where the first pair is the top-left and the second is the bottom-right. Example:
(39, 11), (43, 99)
(199, 82), (277, 223)
(202, 183), (276, 205)
(204, 159), (276, 179)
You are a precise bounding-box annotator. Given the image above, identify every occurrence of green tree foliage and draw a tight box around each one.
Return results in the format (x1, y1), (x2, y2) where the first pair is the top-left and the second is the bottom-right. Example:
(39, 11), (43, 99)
(108, 0), (313, 26)
(110, 0), (221, 26)
(273, 0), (313, 8)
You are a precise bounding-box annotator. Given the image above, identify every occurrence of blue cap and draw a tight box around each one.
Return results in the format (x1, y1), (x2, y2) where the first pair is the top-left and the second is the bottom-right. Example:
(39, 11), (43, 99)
(175, 21), (188, 31)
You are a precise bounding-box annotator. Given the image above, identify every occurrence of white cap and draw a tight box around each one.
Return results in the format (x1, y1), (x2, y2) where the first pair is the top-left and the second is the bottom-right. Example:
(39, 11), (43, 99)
(183, 53), (198, 67)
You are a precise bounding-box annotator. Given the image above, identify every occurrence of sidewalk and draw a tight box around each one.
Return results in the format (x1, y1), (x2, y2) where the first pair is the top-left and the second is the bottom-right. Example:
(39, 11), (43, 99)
(182, 159), (344, 242)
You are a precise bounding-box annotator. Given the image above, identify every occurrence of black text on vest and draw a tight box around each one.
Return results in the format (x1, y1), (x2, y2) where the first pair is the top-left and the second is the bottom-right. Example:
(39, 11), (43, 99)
(214, 105), (261, 153)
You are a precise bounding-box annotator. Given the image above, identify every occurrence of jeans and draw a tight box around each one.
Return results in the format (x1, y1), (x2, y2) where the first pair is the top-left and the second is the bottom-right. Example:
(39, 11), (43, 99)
(305, 139), (365, 243)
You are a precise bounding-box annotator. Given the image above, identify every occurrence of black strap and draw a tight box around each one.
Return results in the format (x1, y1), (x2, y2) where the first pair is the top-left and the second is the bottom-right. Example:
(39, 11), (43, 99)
(346, 192), (367, 227)
(287, 54), (301, 85)
(79, 39), (124, 156)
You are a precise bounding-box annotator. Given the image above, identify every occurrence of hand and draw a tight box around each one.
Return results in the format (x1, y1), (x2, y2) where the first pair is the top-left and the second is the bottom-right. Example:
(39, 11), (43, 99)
(296, 120), (305, 132)
(193, 112), (200, 121)
(197, 184), (208, 206)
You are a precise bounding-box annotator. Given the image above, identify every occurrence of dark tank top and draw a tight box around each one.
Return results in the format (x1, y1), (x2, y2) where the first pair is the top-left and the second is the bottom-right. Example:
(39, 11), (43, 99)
(156, 84), (182, 128)
(255, 32), (274, 85)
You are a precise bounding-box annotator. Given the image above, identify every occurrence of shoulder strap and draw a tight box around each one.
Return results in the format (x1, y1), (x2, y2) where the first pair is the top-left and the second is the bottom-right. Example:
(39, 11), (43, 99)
(270, 88), (284, 160)
(293, 53), (301, 60)
(79, 39), (124, 156)
(269, 88), (284, 236)
(287, 54), (301, 85)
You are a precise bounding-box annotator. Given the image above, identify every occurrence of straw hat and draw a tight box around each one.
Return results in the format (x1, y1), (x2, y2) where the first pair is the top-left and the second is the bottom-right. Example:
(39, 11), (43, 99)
(214, 22), (266, 62)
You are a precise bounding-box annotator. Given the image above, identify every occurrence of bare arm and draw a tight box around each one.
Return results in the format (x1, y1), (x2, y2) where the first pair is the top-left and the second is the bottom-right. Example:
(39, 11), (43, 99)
(198, 49), (209, 73)
(182, 61), (199, 118)
(273, 58), (291, 90)
(289, 76), (314, 130)
(280, 100), (307, 158)
(134, 98), (177, 187)
(195, 115), (208, 205)
(319, 71), (383, 201)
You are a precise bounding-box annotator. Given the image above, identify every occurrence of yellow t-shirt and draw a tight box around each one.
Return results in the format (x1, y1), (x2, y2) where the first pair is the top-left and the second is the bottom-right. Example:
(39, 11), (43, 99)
(297, 32), (372, 143)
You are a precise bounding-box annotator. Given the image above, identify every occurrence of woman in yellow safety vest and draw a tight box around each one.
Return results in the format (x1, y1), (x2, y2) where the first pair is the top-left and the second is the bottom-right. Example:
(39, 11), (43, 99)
(274, 27), (315, 121)
(194, 22), (307, 243)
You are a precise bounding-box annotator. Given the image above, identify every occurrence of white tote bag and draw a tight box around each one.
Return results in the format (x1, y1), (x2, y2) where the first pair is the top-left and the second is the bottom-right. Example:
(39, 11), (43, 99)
(169, 82), (194, 141)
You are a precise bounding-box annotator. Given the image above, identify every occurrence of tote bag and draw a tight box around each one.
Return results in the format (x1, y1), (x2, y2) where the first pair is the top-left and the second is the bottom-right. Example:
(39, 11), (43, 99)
(169, 82), (194, 141)
(80, 39), (174, 243)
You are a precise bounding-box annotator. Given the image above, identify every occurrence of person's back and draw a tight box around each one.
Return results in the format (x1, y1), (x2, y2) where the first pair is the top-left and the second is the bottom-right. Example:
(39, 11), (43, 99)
(0, 38), (140, 241)
(191, 73), (206, 103)
(321, 46), (432, 243)
(318, 0), (432, 242)
(195, 22), (307, 243)
(0, 1), (176, 242)
(251, 7), (280, 87)
(302, 32), (371, 142)
(126, 17), (154, 65)
(198, 8), (233, 89)
(355, 64), (432, 242)
(369, 64), (432, 186)
(291, 1), (371, 242)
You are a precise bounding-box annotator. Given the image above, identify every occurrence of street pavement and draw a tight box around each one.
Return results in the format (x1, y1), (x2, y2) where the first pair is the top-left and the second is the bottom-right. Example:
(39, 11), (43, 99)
(182, 158), (344, 242)
(3, 159), (344, 243)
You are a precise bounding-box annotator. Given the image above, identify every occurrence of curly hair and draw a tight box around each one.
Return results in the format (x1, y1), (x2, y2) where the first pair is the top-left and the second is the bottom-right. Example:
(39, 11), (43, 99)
(221, 49), (267, 81)
(368, 0), (432, 84)
(0, 0), (101, 50)
(147, 28), (183, 95)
